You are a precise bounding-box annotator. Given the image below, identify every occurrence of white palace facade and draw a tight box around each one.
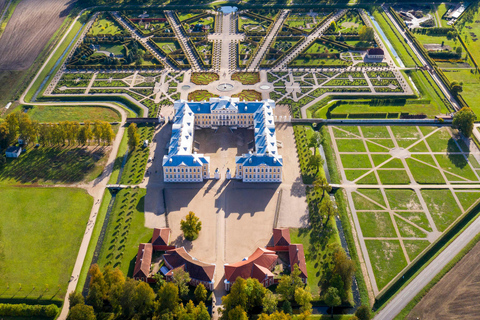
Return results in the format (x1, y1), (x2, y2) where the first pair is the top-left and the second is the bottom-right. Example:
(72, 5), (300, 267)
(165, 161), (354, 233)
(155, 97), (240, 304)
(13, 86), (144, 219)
(162, 97), (283, 183)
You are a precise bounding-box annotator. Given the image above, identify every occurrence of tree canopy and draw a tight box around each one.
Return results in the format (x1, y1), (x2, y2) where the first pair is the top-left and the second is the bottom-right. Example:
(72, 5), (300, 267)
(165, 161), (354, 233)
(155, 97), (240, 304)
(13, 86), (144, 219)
(453, 107), (477, 137)
(181, 211), (202, 241)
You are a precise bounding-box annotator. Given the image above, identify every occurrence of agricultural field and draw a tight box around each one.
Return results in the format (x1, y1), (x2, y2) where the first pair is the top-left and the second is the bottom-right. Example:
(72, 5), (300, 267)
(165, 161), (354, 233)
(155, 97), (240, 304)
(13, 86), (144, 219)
(0, 187), (92, 303)
(329, 125), (480, 292)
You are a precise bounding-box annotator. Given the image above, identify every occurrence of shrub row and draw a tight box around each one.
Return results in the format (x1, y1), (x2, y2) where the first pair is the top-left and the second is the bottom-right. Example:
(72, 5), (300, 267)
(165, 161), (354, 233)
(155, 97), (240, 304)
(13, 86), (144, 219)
(0, 303), (59, 317)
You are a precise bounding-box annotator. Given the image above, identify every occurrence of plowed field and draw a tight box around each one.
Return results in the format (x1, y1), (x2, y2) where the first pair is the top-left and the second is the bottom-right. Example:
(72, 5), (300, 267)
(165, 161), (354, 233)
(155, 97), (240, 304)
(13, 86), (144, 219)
(407, 240), (480, 319)
(0, 0), (74, 70)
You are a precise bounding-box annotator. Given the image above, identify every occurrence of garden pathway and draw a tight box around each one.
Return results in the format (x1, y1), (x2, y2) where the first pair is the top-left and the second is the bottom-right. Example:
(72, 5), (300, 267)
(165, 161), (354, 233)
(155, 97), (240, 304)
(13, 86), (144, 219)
(328, 124), (480, 297)
(274, 9), (346, 69)
(381, 4), (459, 111)
(247, 9), (290, 71)
(165, 10), (201, 71)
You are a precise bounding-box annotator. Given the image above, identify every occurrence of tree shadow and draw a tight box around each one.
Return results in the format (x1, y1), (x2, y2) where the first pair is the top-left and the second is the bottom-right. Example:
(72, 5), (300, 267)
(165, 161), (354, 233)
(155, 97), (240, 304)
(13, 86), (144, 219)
(447, 138), (468, 169)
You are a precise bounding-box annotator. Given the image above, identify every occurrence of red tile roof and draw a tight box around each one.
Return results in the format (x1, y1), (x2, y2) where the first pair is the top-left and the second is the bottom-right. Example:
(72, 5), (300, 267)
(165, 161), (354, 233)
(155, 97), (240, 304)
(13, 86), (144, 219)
(273, 228), (291, 247)
(225, 248), (278, 283)
(133, 243), (153, 279)
(152, 228), (171, 246)
(163, 247), (215, 282)
(289, 244), (307, 279)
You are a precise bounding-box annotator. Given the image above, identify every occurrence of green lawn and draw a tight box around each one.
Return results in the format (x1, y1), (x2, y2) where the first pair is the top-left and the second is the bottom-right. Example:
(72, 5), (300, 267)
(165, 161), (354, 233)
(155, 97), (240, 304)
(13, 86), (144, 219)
(96, 188), (151, 277)
(406, 158), (446, 184)
(340, 154), (371, 168)
(365, 240), (407, 291)
(436, 4), (449, 27)
(119, 124), (155, 185)
(0, 187), (92, 303)
(108, 128), (128, 185)
(352, 191), (384, 210)
(25, 105), (121, 123)
(394, 217), (427, 238)
(435, 154), (478, 181)
(421, 189), (463, 232)
(403, 240), (430, 261)
(384, 189), (422, 211)
(0, 147), (109, 185)
(444, 69), (480, 115)
(289, 225), (340, 298)
(362, 126), (391, 139)
(455, 190), (480, 212)
(89, 17), (124, 36)
(334, 139), (367, 153)
(372, 9), (420, 68)
(396, 211), (432, 232)
(458, 6), (480, 67)
(358, 212), (396, 237)
(377, 170), (410, 184)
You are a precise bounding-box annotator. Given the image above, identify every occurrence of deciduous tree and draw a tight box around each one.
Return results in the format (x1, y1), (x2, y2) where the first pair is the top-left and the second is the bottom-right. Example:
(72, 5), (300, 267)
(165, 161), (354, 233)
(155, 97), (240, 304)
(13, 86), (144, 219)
(194, 283), (208, 302)
(324, 287), (341, 319)
(355, 305), (372, 320)
(172, 268), (191, 298)
(453, 107), (477, 137)
(181, 211), (202, 241)
(127, 123), (140, 150)
(67, 304), (96, 320)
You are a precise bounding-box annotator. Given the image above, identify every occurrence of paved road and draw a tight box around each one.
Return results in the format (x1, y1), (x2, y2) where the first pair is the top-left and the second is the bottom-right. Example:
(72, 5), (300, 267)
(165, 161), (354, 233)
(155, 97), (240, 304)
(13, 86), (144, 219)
(374, 212), (480, 319)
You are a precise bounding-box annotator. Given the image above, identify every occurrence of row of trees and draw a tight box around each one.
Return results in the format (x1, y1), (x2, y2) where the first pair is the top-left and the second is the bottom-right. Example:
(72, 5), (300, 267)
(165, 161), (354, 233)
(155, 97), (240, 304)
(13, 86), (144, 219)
(68, 264), (210, 320)
(0, 112), (115, 149)
(220, 265), (312, 320)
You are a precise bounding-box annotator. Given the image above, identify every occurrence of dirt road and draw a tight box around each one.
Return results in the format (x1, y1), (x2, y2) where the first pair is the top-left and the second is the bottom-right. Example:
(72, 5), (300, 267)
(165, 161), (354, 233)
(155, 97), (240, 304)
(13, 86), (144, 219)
(0, 0), (75, 70)
(407, 240), (480, 320)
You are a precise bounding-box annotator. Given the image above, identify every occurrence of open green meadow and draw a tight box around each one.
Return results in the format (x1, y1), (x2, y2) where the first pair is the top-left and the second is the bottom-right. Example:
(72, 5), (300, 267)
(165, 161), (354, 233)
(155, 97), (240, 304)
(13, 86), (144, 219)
(24, 105), (121, 123)
(0, 187), (92, 303)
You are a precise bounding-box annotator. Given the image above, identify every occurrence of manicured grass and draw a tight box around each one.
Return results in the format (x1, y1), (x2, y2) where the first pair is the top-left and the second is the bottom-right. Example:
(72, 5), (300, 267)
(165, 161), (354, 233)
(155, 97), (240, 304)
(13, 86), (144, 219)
(25, 105), (121, 123)
(394, 217), (427, 238)
(406, 158), (446, 184)
(76, 189), (112, 293)
(332, 126), (360, 138)
(435, 154), (478, 181)
(356, 171), (379, 184)
(231, 89), (262, 101)
(365, 240), (407, 290)
(358, 212), (396, 237)
(290, 225), (340, 298)
(108, 128), (128, 185)
(361, 126), (391, 139)
(340, 154), (371, 168)
(390, 126), (421, 140)
(366, 140), (393, 152)
(335, 139), (366, 152)
(356, 188), (386, 207)
(396, 211), (432, 232)
(0, 147), (109, 185)
(405, 140), (429, 152)
(119, 124), (155, 185)
(377, 169), (410, 184)
(345, 169), (370, 181)
(385, 189), (422, 211)
(190, 72), (219, 85)
(444, 69), (480, 115)
(376, 157), (404, 169)
(425, 128), (458, 153)
(352, 191), (385, 210)
(231, 72), (260, 85)
(422, 189), (463, 232)
(0, 187), (92, 302)
(372, 9), (420, 68)
(89, 17), (124, 36)
(455, 191), (480, 212)
(96, 188), (151, 277)
(403, 240), (431, 261)
(187, 90), (219, 101)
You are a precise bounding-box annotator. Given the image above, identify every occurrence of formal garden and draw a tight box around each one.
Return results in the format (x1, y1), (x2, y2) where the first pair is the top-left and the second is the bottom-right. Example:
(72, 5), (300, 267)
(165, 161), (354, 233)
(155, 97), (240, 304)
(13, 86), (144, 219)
(329, 125), (480, 292)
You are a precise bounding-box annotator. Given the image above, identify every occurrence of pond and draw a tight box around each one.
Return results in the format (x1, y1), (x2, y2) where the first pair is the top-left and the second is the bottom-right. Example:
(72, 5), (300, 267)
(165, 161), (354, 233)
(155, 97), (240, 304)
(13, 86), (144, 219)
(220, 6), (238, 14)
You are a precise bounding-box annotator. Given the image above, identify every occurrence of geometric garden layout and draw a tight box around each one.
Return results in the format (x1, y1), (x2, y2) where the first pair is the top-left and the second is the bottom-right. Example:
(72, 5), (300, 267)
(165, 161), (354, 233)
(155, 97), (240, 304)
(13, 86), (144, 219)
(330, 125), (480, 293)
(3, 1), (480, 319)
